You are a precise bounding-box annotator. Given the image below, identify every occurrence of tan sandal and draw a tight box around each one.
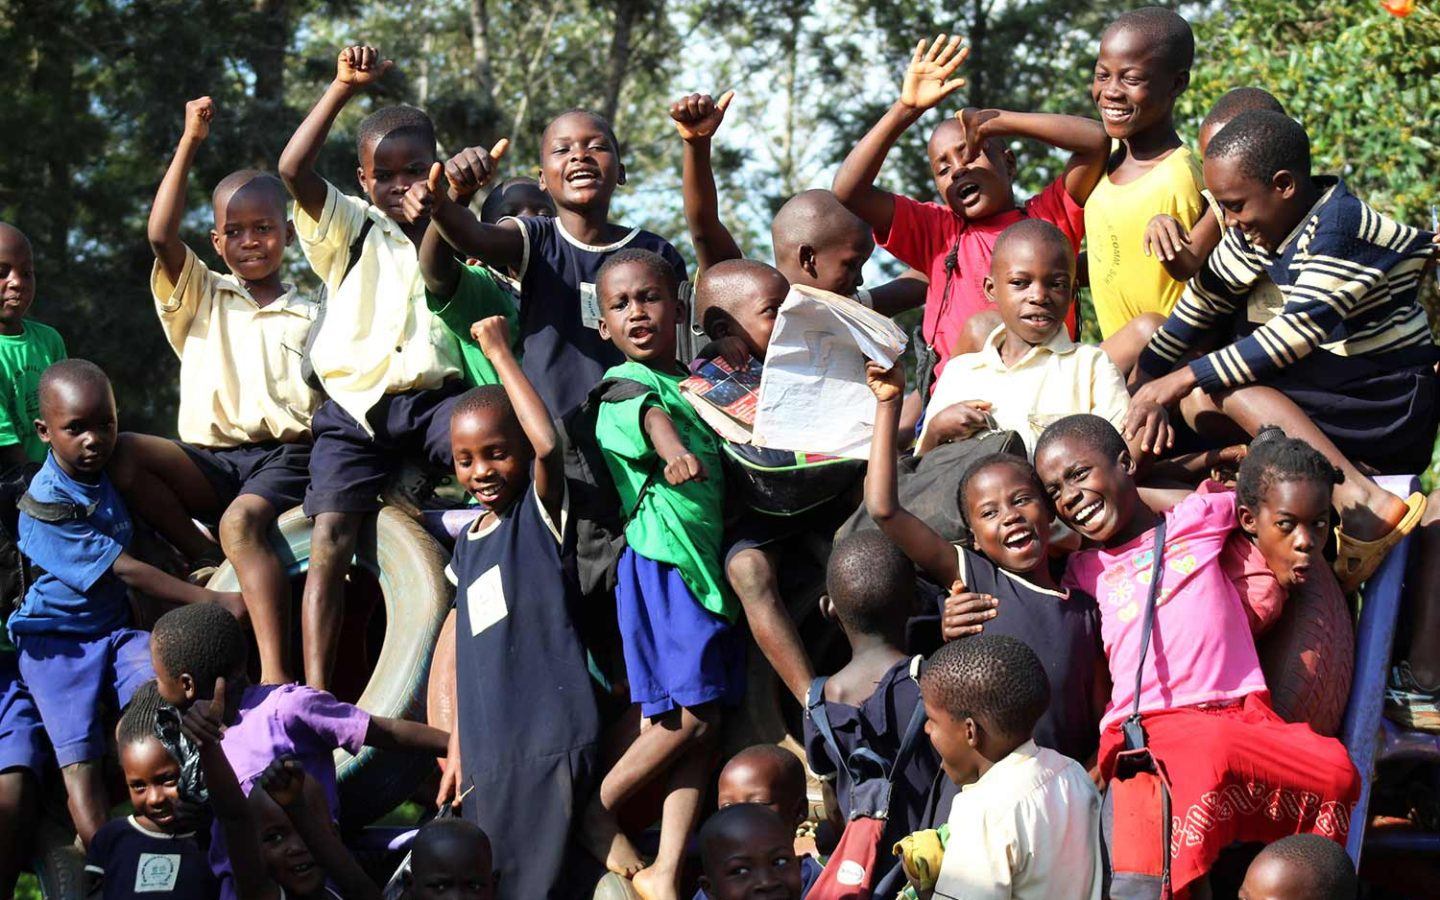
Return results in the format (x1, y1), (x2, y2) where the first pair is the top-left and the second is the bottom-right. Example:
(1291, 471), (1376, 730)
(1334, 491), (1427, 593)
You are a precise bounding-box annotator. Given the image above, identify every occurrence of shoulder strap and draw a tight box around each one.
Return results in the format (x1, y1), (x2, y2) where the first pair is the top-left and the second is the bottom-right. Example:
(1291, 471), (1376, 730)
(342, 218), (375, 284)
(1122, 518), (1168, 750)
(17, 491), (96, 524)
(805, 676), (847, 779)
(301, 218), (374, 391)
(593, 376), (663, 524)
(888, 656), (929, 781)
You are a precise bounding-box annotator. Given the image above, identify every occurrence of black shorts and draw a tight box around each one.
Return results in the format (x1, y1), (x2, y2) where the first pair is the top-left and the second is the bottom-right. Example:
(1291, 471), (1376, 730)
(722, 493), (856, 567)
(177, 441), (311, 513)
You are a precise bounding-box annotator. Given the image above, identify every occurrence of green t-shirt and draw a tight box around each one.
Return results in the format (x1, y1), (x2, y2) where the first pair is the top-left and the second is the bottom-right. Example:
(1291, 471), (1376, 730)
(0, 320), (67, 462)
(594, 359), (735, 621)
(425, 264), (521, 388)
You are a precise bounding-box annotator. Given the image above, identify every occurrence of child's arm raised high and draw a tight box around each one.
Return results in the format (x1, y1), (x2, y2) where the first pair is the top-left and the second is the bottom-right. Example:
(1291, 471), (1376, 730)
(255, 760), (381, 900)
(833, 34), (969, 235)
(957, 107), (1110, 205)
(278, 45), (392, 221)
(405, 142), (525, 273)
(670, 91), (743, 274)
(148, 97), (213, 284)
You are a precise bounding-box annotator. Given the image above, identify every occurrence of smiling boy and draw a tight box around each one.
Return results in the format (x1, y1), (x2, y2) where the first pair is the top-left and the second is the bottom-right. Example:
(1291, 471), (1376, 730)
(0, 223), (66, 469)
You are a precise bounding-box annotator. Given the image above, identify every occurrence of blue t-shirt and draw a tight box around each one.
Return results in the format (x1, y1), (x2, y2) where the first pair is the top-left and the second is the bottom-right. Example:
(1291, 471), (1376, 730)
(505, 215), (687, 417)
(84, 816), (218, 900)
(12, 453), (132, 638)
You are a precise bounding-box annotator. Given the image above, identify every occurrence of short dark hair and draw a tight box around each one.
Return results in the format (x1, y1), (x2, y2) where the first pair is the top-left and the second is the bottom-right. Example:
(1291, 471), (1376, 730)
(1201, 87), (1286, 137)
(825, 530), (914, 635)
(696, 258), (788, 336)
(1251, 834), (1357, 898)
(1034, 413), (1127, 464)
(1206, 109), (1311, 183)
(770, 189), (871, 256)
(922, 634), (1050, 740)
(478, 178), (553, 224)
(212, 170), (288, 215)
(1103, 6), (1195, 72)
(542, 108), (620, 152)
(957, 453), (1043, 527)
(1236, 426), (1342, 510)
(151, 602), (248, 689)
(722, 744), (807, 808)
(356, 105), (436, 157)
(37, 359), (112, 412)
(991, 219), (1074, 273)
(596, 248), (679, 299)
(451, 385), (515, 429)
(412, 816), (490, 865)
(116, 680), (168, 749)
(698, 803), (791, 875)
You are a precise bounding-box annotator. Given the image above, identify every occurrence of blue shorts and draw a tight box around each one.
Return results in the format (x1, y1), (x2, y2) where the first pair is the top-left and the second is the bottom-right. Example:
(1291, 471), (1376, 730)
(15, 629), (153, 767)
(0, 652), (48, 775)
(177, 441), (311, 513)
(615, 548), (744, 718)
(303, 383), (465, 516)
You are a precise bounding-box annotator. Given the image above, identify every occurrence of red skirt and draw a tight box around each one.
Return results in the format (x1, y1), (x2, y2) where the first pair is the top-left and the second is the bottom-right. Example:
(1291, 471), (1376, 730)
(1098, 693), (1359, 896)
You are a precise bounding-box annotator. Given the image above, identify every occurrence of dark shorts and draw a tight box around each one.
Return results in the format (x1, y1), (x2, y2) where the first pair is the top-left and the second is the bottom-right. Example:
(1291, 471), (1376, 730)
(303, 383), (465, 517)
(177, 441), (311, 513)
(722, 494), (855, 568)
(0, 652), (49, 775)
(14, 629), (152, 767)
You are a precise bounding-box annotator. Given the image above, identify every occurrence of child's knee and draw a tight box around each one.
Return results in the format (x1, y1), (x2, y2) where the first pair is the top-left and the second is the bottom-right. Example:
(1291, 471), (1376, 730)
(310, 511), (361, 554)
(107, 433), (141, 486)
(677, 703), (723, 746)
(218, 495), (279, 549)
(1127, 312), (1166, 345)
(726, 548), (777, 596)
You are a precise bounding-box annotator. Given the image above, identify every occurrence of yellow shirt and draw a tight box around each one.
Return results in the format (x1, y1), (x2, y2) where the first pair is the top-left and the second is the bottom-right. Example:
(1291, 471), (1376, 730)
(296, 181), (462, 432)
(152, 247), (317, 448)
(1085, 146), (1206, 338)
(919, 325), (1130, 456)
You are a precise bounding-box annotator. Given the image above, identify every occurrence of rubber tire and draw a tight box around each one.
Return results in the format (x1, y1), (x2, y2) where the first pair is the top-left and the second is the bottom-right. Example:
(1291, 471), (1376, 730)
(1257, 565), (1354, 737)
(427, 609), (457, 735)
(207, 505), (454, 826)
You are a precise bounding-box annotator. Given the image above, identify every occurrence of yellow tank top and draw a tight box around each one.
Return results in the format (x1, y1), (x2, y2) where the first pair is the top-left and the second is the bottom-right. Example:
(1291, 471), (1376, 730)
(1084, 146), (1206, 338)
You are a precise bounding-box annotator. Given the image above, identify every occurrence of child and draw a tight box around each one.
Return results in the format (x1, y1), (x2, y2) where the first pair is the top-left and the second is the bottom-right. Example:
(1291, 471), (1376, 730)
(1085, 7), (1206, 338)
(1033, 415), (1360, 896)
(0, 221), (66, 468)
(1132, 109), (1435, 588)
(278, 45), (466, 691)
(1236, 428), (1341, 591)
(478, 178), (554, 226)
(1238, 834), (1358, 900)
(435, 316), (603, 899)
(920, 635), (1102, 900)
(408, 108), (688, 419)
(697, 746), (820, 896)
(866, 358), (1103, 765)
(404, 818), (495, 900)
(832, 35), (1107, 386)
(805, 531), (938, 859)
(14, 359), (240, 847)
(695, 804), (803, 900)
(587, 249), (743, 900)
(110, 96), (318, 685)
(84, 681), (218, 899)
(0, 640), (43, 899)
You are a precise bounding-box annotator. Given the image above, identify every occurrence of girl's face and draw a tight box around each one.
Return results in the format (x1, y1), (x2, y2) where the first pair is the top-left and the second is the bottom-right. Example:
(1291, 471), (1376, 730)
(120, 738), (182, 832)
(964, 463), (1052, 574)
(250, 790), (325, 897)
(1239, 478), (1332, 589)
(1035, 436), (1138, 545)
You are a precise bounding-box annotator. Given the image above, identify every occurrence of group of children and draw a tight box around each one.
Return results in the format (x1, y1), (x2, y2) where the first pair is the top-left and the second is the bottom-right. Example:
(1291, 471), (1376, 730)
(1, 3), (1437, 899)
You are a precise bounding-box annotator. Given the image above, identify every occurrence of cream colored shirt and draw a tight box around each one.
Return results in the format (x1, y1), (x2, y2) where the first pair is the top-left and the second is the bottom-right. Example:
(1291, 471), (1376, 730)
(934, 741), (1103, 900)
(919, 325), (1130, 456)
(153, 246), (318, 447)
(296, 181), (462, 431)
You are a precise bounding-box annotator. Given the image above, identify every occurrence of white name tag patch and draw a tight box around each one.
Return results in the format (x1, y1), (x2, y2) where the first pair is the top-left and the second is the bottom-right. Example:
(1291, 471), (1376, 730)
(580, 281), (603, 330)
(467, 565), (509, 636)
(135, 853), (181, 893)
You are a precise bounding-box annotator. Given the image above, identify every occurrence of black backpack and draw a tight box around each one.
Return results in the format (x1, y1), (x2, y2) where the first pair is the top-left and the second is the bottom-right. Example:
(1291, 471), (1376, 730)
(1, 463), (92, 615)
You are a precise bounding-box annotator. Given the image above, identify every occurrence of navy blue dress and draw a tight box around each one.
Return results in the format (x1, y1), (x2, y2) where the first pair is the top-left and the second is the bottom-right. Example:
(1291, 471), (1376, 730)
(85, 816), (217, 900)
(448, 483), (603, 899)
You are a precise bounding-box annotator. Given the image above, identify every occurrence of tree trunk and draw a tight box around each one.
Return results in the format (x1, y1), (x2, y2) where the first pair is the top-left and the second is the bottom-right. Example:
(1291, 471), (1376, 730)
(601, 0), (640, 126)
(248, 0), (290, 169)
(968, 0), (990, 108)
(467, 0), (498, 112)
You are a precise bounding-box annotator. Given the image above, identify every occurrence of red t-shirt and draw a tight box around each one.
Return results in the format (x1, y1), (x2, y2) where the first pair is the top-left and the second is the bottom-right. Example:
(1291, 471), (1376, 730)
(877, 178), (1085, 382)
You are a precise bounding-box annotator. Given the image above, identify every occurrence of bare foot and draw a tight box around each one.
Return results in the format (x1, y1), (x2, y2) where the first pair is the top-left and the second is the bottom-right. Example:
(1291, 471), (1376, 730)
(631, 864), (679, 900)
(1343, 488), (1409, 543)
(579, 796), (644, 877)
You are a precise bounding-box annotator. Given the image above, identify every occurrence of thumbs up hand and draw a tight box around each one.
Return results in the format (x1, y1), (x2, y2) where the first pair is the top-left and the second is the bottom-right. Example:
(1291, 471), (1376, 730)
(179, 677), (229, 748)
(669, 90), (735, 142)
(444, 139), (510, 205)
(400, 162), (446, 224)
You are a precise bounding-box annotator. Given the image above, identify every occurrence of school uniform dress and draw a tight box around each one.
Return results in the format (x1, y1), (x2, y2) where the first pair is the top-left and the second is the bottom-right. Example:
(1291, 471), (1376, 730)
(502, 215), (687, 417)
(85, 816), (217, 900)
(446, 482), (602, 899)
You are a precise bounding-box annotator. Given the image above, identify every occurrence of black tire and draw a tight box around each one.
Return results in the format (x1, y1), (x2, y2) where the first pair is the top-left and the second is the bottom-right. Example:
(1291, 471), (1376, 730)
(207, 506), (454, 826)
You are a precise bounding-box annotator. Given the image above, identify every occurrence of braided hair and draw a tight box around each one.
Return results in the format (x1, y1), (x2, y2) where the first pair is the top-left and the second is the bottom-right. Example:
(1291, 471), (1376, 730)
(1236, 426), (1342, 511)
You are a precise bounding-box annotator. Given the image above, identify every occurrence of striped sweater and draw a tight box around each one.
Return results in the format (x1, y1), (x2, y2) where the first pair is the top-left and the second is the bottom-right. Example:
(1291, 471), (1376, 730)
(1138, 178), (1436, 390)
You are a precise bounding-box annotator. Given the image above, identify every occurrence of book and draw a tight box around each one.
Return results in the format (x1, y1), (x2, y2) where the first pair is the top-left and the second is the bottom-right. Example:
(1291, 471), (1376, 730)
(680, 353), (763, 443)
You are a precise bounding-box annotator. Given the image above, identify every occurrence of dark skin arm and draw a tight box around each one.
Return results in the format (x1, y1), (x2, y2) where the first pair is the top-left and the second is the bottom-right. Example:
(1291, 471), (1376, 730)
(112, 552), (242, 609)
(403, 144), (524, 272)
(256, 759), (381, 900)
(865, 270), (929, 317)
(363, 714), (449, 756)
(957, 108), (1110, 205)
(642, 406), (708, 486)
(148, 97), (212, 283)
(670, 91), (743, 273)
(1143, 208), (1222, 282)
(915, 399), (994, 456)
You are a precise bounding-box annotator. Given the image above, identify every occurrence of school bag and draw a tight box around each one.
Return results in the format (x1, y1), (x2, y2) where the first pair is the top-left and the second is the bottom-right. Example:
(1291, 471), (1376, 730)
(721, 442), (864, 517)
(1, 464), (87, 616)
(805, 656), (928, 899)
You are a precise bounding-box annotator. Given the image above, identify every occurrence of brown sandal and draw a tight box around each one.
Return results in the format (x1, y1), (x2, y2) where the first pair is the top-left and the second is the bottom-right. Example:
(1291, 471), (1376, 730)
(1333, 491), (1427, 593)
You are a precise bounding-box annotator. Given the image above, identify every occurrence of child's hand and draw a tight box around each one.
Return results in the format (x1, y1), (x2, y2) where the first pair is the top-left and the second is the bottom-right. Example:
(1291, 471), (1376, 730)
(444, 139), (510, 204)
(900, 34), (969, 112)
(256, 757), (306, 810)
(179, 677), (228, 748)
(663, 452), (707, 486)
(1122, 399), (1174, 458)
(942, 584), (998, 641)
(669, 90), (735, 143)
(436, 736), (462, 810)
(1143, 214), (1192, 262)
(336, 45), (393, 89)
(955, 107), (1000, 164)
(709, 335), (753, 370)
(184, 96), (214, 143)
(924, 400), (993, 445)
(865, 360), (906, 403)
(471, 315), (511, 360)
(402, 163), (447, 224)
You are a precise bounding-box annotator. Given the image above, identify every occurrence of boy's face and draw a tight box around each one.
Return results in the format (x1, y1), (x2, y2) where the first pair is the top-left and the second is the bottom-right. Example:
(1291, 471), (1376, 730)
(921, 681), (982, 785)
(451, 407), (532, 515)
(539, 112), (624, 213)
(597, 261), (680, 363)
(927, 120), (1015, 221)
(699, 819), (803, 900)
(702, 270), (788, 360)
(121, 738), (182, 832)
(493, 183), (555, 222)
(211, 183), (293, 285)
(408, 834), (495, 900)
(36, 379), (117, 478)
(1035, 435), (1136, 545)
(251, 789), (327, 896)
(0, 228), (36, 333)
(984, 238), (1073, 347)
(1203, 154), (1305, 255)
(785, 230), (873, 298)
(358, 130), (436, 222)
(1091, 27), (1187, 140)
(963, 464), (1052, 576)
(717, 759), (805, 826)
(1238, 479), (1331, 590)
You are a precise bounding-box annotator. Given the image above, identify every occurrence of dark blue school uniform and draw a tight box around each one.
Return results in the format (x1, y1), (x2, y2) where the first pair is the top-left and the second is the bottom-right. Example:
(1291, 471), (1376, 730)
(447, 482), (602, 900)
(504, 216), (687, 417)
(84, 816), (218, 900)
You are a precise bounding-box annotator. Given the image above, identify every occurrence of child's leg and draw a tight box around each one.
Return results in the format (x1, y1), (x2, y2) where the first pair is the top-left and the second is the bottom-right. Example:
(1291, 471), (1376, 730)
(220, 493), (293, 685)
(726, 547), (813, 701)
(300, 511), (362, 691)
(1099, 312), (1165, 379)
(108, 434), (223, 563)
(631, 715), (720, 900)
(0, 769), (35, 896)
(1392, 488), (1440, 725)
(59, 762), (108, 847)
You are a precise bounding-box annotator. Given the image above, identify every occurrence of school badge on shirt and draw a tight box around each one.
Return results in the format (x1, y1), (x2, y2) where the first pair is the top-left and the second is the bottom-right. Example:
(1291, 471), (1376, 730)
(467, 565), (509, 636)
(134, 853), (181, 893)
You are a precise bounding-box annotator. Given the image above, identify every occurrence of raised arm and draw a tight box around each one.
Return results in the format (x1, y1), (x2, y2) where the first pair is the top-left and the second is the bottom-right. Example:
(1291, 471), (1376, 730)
(404, 142), (524, 272)
(278, 45), (392, 221)
(864, 362), (960, 586)
(833, 35), (969, 235)
(149, 97), (212, 283)
(416, 167), (462, 297)
(958, 108), (1110, 205)
(670, 91), (743, 273)
(255, 760), (380, 900)
(473, 315), (565, 520)
(865, 270), (929, 318)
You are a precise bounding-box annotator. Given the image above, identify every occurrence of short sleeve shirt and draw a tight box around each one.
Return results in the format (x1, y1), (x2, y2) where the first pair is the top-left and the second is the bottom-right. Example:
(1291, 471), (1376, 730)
(506, 216), (688, 417)
(425, 263), (521, 388)
(0, 320), (66, 462)
(877, 178), (1084, 382)
(85, 816), (217, 900)
(12, 453), (132, 638)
